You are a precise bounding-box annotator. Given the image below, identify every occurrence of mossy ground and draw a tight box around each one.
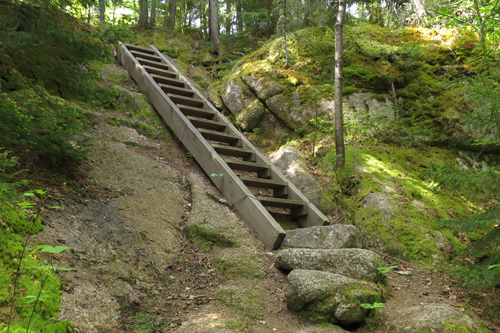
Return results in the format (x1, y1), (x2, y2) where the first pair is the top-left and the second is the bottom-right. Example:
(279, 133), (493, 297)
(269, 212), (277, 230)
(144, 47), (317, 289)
(302, 134), (481, 264)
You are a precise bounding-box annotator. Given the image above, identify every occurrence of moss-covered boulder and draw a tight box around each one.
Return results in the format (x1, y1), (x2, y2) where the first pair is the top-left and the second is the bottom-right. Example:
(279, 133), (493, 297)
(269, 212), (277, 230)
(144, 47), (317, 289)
(242, 75), (283, 101)
(282, 225), (363, 249)
(236, 99), (266, 131)
(215, 24), (479, 146)
(388, 304), (486, 333)
(287, 269), (381, 325)
(275, 248), (384, 283)
(221, 78), (254, 115)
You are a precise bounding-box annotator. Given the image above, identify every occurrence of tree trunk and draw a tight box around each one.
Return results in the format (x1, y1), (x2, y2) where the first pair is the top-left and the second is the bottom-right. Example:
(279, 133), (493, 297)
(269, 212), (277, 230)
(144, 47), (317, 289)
(236, 0), (242, 33)
(225, 0), (232, 35)
(209, 0), (221, 55)
(166, 0), (176, 29)
(150, 0), (156, 26)
(87, 4), (92, 25)
(201, 0), (208, 39)
(138, 0), (149, 27)
(99, 0), (105, 26)
(334, 0), (346, 169)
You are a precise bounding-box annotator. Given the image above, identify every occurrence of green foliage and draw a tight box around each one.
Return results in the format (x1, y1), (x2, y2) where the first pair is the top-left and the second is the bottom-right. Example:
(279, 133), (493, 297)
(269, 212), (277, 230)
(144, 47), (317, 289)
(0, 2), (124, 101)
(0, 93), (90, 166)
(377, 265), (398, 275)
(359, 302), (385, 309)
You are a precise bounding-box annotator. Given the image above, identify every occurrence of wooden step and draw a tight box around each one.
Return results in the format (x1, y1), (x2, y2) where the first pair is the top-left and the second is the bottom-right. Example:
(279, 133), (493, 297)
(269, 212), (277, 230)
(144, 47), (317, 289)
(188, 116), (226, 131)
(124, 44), (155, 55)
(256, 196), (308, 217)
(118, 42), (330, 250)
(143, 66), (176, 78)
(159, 84), (195, 98)
(240, 176), (288, 197)
(151, 74), (185, 87)
(212, 144), (255, 161)
(198, 129), (241, 146)
(131, 51), (162, 62)
(167, 93), (204, 108)
(223, 159), (271, 179)
(178, 104), (215, 119)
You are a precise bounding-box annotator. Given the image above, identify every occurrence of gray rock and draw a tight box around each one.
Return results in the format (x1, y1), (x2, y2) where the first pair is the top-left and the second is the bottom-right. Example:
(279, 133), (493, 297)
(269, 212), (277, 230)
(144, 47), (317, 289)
(389, 304), (484, 333)
(287, 270), (381, 325)
(362, 192), (394, 214)
(221, 79), (253, 115)
(283, 225), (363, 249)
(275, 248), (384, 283)
(268, 143), (330, 213)
(236, 99), (266, 131)
(242, 75), (284, 101)
(347, 92), (395, 122)
(266, 92), (306, 129)
(254, 111), (295, 140)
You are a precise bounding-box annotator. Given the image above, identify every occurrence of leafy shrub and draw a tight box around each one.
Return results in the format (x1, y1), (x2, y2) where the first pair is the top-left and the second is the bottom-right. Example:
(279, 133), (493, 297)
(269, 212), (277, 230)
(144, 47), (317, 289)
(0, 94), (91, 166)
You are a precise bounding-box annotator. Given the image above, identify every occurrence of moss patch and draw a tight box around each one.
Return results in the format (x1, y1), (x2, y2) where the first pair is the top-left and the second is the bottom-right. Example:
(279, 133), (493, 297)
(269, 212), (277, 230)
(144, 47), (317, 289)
(186, 225), (236, 251)
(317, 142), (475, 263)
(215, 283), (266, 320)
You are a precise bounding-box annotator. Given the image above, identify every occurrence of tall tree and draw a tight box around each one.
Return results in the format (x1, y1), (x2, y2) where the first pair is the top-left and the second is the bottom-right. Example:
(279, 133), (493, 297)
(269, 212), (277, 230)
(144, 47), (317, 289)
(334, 0), (346, 169)
(150, 0), (157, 26)
(209, 0), (221, 54)
(138, 0), (148, 27)
(166, 0), (176, 29)
(99, 0), (106, 26)
(226, 0), (232, 35)
(236, 0), (242, 33)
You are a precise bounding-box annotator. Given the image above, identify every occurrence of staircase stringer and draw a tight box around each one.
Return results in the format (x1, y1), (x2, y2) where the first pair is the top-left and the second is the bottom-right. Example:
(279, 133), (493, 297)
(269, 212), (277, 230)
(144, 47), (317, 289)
(117, 42), (287, 249)
(149, 46), (328, 228)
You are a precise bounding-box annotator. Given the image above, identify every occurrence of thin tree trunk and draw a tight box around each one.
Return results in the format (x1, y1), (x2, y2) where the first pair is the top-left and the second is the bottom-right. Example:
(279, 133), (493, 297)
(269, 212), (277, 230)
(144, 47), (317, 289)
(166, 0), (176, 29)
(99, 0), (105, 26)
(201, 0), (208, 39)
(150, 0), (156, 26)
(209, 0), (221, 54)
(334, 0), (346, 169)
(138, 0), (149, 27)
(236, 0), (242, 33)
(226, 0), (232, 35)
(87, 4), (91, 25)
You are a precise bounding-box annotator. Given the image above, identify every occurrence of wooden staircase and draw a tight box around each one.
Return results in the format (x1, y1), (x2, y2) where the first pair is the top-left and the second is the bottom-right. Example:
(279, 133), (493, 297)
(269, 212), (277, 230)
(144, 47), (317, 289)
(117, 43), (328, 249)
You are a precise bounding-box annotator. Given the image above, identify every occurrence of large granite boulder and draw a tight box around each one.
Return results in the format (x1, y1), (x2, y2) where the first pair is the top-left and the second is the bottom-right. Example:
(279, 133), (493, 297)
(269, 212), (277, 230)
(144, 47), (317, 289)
(388, 304), (485, 333)
(347, 92), (396, 122)
(235, 99), (266, 131)
(242, 75), (284, 101)
(221, 78), (254, 116)
(266, 92), (306, 130)
(275, 248), (384, 283)
(287, 270), (381, 325)
(282, 225), (363, 249)
(268, 143), (331, 213)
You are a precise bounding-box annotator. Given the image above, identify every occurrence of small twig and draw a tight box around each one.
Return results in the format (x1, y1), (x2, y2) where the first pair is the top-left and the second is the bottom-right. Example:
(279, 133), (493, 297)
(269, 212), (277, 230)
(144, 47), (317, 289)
(150, 261), (162, 276)
(370, 249), (411, 266)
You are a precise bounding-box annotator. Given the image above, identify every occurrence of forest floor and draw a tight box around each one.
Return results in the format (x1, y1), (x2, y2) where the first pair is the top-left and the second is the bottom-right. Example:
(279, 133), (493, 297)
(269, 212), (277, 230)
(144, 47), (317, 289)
(22, 109), (500, 333)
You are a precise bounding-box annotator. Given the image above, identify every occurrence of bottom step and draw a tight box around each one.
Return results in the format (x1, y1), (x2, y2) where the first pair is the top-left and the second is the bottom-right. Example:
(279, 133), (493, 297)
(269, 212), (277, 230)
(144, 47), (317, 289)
(256, 196), (308, 217)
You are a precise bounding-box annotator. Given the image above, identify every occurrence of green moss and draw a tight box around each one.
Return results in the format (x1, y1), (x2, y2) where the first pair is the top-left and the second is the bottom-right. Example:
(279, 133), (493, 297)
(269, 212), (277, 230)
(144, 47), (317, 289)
(186, 225), (236, 251)
(105, 116), (167, 140)
(215, 284), (266, 320)
(213, 256), (265, 279)
(118, 276), (136, 285)
(319, 143), (474, 263)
